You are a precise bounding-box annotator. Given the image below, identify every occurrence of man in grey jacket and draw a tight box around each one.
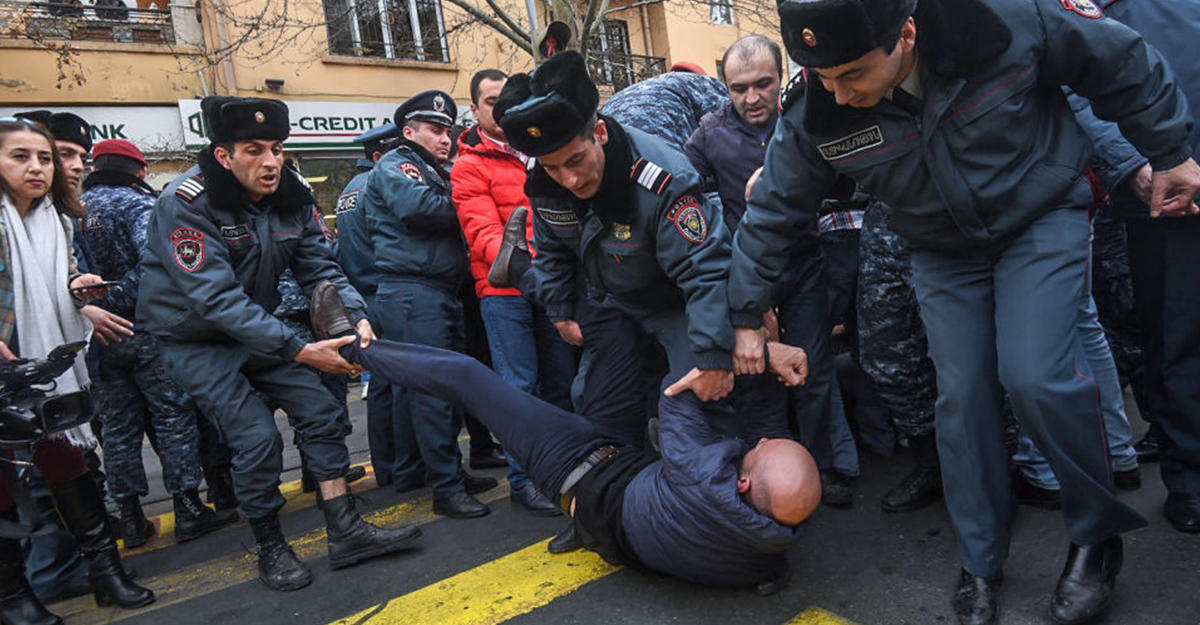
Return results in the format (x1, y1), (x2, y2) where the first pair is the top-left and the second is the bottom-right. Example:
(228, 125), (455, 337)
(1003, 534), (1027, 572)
(729, 0), (1200, 623)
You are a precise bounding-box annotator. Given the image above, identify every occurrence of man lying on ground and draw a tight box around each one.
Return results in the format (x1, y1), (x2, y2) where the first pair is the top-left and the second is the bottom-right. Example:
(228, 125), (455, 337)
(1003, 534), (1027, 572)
(309, 281), (821, 594)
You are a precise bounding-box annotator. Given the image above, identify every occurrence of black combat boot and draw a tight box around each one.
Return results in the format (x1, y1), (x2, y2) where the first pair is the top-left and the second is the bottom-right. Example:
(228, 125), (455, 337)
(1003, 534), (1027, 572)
(0, 537), (61, 625)
(203, 464), (239, 518)
(248, 514), (312, 591)
(50, 476), (154, 609)
(322, 494), (422, 570)
(881, 433), (943, 513)
(174, 490), (237, 542)
(117, 497), (155, 549)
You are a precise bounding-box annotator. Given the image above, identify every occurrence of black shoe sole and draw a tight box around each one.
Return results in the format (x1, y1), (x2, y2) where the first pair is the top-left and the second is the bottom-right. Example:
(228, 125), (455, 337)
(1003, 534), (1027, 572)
(470, 457), (510, 470)
(513, 501), (563, 517)
(547, 539), (583, 554)
(433, 505), (491, 519)
(94, 590), (156, 609)
(328, 528), (423, 570)
(175, 515), (240, 542)
(881, 493), (941, 513)
(259, 571), (313, 592)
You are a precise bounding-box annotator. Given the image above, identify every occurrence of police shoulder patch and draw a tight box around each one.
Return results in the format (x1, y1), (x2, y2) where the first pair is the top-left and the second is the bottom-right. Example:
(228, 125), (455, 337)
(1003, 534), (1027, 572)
(1060, 0), (1101, 18)
(780, 69), (808, 113)
(335, 191), (359, 214)
(399, 161), (424, 182)
(666, 194), (707, 244)
(630, 158), (672, 195)
(175, 175), (206, 202)
(170, 227), (205, 272)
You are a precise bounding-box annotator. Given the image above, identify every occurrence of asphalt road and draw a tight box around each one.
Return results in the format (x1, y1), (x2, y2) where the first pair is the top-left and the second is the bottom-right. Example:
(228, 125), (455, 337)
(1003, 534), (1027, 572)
(61, 384), (1200, 625)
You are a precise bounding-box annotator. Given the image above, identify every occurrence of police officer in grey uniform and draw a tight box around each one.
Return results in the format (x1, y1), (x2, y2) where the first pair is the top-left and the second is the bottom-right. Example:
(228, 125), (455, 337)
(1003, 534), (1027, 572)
(138, 96), (422, 592)
(495, 52), (777, 443)
(729, 0), (1200, 623)
(335, 123), (411, 485)
(80, 139), (236, 548)
(361, 91), (494, 519)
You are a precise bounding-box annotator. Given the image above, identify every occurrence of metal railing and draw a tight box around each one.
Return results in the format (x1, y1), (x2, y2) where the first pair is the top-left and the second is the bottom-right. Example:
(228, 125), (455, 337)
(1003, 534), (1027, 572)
(0, 0), (175, 44)
(588, 52), (667, 92)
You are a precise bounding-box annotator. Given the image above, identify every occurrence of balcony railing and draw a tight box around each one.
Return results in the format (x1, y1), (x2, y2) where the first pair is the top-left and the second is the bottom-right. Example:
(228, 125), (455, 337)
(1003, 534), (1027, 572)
(588, 52), (667, 92)
(0, 0), (175, 44)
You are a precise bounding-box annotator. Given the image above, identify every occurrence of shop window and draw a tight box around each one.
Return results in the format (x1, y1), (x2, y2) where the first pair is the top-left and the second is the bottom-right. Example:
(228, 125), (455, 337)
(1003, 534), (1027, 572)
(292, 155), (360, 226)
(709, 0), (733, 25)
(324, 0), (449, 62)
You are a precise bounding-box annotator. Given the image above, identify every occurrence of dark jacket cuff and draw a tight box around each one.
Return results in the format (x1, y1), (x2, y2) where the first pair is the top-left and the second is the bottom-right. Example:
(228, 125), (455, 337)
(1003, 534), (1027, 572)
(695, 349), (733, 370)
(280, 334), (308, 362)
(730, 310), (762, 329)
(1149, 146), (1192, 172)
(545, 300), (577, 323)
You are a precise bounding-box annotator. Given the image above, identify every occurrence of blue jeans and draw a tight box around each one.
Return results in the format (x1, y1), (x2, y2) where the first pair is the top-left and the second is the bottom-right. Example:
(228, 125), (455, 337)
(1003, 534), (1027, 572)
(1013, 296), (1139, 489)
(479, 296), (577, 490)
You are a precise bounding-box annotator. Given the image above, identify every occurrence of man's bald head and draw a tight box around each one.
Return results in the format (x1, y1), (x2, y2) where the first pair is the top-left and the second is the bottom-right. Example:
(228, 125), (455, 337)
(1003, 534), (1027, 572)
(738, 438), (821, 526)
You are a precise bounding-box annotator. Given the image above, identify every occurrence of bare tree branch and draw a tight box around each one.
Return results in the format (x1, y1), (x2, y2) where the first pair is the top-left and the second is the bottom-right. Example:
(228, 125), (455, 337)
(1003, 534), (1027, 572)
(480, 0), (529, 41)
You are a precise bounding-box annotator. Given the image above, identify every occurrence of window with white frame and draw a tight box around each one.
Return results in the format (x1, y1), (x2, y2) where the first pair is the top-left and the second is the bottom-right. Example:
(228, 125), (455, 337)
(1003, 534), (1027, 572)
(709, 0), (733, 24)
(324, 0), (449, 62)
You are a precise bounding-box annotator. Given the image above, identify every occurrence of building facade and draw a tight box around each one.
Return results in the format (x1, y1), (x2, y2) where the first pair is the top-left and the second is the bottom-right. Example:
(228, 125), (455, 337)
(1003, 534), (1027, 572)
(0, 0), (779, 206)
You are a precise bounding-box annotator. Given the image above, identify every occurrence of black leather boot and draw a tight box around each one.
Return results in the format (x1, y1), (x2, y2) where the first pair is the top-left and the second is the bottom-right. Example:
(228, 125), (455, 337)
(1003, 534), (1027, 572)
(952, 569), (1001, 625)
(117, 497), (155, 549)
(1049, 536), (1122, 625)
(248, 514), (312, 591)
(881, 433), (943, 513)
(0, 538), (61, 625)
(322, 494), (421, 570)
(50, 476), (155, 609)
(203, 464), (240, 523)
(547, 521), (582, 554)
(174, 490), (237, 542)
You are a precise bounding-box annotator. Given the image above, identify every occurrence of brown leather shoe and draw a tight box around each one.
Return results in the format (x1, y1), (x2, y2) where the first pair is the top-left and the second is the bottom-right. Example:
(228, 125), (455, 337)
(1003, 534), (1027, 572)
(487, 207), (530, 289)
(310, 280), (354, 340)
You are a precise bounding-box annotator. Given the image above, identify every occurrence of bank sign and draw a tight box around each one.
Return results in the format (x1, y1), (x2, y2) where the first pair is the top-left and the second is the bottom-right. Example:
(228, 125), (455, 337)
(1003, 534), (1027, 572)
(179, 99), (413, 151)
(0, 106), (185, 153)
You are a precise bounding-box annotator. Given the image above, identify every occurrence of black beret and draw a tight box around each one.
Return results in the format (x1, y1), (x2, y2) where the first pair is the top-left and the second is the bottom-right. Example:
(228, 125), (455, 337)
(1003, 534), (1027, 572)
(394, 90), (456, 128)
(778, 0), (917, 69)
(201, 96), (290, 143)
(15, 110), (93, 153)
(495, 51), (599, 156)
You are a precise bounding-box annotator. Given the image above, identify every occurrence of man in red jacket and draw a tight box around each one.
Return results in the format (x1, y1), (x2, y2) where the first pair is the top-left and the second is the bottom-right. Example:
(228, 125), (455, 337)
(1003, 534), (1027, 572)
(452, 69), (580, 543)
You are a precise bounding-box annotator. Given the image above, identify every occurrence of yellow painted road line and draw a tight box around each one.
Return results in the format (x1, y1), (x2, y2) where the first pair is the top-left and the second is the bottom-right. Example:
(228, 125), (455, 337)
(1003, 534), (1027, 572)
(786, 606), (860, 625)
(327, 539), (619, 625)
(51, 483), (513, 625)
(118, 460), (378, 555)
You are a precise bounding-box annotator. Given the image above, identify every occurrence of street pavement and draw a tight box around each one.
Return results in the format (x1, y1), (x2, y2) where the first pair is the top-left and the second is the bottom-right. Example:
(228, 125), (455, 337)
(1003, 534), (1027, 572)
(59, 384), (1200, 625)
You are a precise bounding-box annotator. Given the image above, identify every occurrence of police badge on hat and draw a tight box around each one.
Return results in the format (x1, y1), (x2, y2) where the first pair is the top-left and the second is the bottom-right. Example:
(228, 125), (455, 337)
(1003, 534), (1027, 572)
(171, 227), (206, 273)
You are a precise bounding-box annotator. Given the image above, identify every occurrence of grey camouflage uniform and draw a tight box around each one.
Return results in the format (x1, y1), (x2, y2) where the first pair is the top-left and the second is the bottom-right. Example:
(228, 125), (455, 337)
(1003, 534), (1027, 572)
(80, 177), (205, 498)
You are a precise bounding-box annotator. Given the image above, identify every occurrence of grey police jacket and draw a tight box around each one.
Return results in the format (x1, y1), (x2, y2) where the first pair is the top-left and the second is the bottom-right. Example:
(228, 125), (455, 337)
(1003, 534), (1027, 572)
(335, 164), (378, 296)
(728, 0), (1194, 328)
(528, 118), (736, 370)
(137, 148), (368, 361)
(361, 142), (467, 291)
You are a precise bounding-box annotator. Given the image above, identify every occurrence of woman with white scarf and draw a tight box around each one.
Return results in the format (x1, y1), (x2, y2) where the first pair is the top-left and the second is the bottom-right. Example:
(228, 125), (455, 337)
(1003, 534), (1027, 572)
(0, 118), (154, 625)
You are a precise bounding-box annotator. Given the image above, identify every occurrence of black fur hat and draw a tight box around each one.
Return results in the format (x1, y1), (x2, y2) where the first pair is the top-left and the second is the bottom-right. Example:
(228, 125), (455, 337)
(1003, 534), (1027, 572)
(15, 110), (93, 152)
(201, 96), (290, 143)
(495, 51), (599, 156)
(778, 0), (918, 69)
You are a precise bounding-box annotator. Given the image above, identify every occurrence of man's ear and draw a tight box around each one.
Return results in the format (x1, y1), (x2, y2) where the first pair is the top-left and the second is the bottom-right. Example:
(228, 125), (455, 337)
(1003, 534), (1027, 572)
(737, 474), (751, 494)
(595, 119), (609, 147)
(213, 145), (234, 171)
